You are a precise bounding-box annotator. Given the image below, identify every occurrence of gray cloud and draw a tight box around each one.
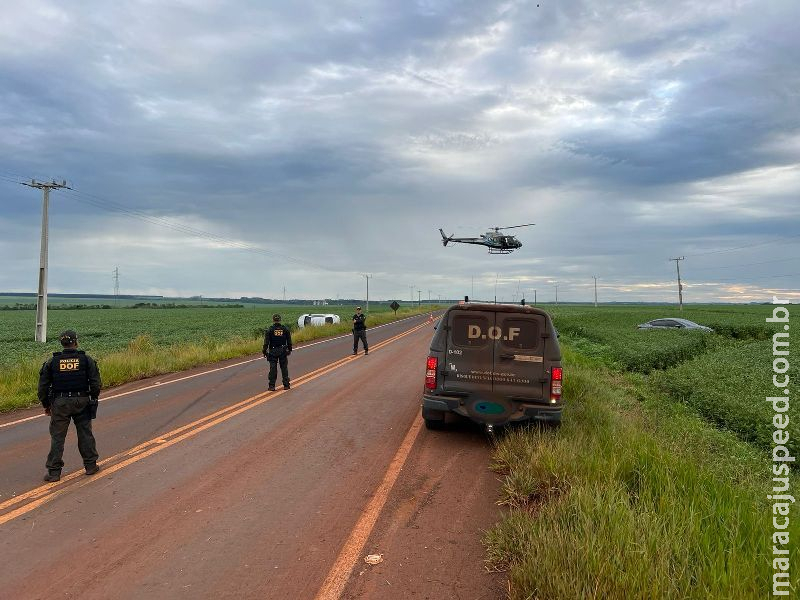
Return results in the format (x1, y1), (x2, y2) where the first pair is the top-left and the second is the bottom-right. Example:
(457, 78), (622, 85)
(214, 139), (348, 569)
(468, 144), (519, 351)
(1, 0), (798, 302)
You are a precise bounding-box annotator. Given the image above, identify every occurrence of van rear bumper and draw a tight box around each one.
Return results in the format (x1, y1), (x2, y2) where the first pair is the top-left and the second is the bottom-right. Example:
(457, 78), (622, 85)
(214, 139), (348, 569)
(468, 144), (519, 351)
(422, 395), (461, 412)
(422, 393), (561, 425)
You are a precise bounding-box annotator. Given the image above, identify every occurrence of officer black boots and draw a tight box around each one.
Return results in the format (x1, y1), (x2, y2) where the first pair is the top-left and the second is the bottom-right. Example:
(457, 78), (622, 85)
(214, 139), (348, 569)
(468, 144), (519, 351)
(43, 470), (61, 482)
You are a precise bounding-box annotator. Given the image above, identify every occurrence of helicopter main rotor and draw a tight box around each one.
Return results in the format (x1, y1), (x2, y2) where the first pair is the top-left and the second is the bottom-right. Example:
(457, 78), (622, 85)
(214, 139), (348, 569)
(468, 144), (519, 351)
(492, 223), (535, 232)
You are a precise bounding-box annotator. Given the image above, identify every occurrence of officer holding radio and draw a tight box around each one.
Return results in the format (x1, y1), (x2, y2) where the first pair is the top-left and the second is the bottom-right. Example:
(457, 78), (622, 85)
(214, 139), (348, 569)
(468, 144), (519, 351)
(37, 330), (102, 482)
(352, 306), (368, 355)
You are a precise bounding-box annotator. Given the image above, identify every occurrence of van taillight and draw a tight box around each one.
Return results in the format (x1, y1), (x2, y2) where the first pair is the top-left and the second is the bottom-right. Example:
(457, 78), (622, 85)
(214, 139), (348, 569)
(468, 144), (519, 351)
(425, 356), (438, 390)
(550, 367), (563, 403)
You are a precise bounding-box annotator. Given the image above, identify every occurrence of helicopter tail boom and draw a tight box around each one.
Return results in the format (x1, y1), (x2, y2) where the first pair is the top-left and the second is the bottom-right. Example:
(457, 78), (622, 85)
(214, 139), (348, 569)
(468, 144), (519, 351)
(439, 228), (452, 246)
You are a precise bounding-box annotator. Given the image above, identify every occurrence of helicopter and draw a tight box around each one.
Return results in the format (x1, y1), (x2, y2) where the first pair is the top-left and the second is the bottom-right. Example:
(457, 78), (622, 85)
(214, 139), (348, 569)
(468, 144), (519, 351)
(439, 223), (535, 254)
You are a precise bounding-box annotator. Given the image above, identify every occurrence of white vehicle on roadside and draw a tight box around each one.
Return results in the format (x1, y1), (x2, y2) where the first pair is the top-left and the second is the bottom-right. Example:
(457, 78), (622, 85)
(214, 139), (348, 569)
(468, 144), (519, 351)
(297, 313), (341, 328)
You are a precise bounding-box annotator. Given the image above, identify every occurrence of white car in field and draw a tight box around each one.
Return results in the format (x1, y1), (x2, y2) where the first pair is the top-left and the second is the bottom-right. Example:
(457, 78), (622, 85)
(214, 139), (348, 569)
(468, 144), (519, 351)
(297, 313), (341, 328)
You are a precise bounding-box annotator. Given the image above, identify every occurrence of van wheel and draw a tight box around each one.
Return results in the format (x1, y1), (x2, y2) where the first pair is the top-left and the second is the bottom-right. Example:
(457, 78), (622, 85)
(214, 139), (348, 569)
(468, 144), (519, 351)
(424, 417), (445, 430)
(422, 407), (446, 430)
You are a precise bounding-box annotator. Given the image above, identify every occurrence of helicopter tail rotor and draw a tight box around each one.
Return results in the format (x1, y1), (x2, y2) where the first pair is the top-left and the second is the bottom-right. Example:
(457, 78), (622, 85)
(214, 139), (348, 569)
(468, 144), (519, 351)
(439, 228), (453, 246)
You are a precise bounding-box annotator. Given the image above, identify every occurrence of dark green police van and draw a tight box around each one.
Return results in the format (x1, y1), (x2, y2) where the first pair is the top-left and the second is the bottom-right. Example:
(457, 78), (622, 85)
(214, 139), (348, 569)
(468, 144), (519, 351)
(421, 302), (563, 431)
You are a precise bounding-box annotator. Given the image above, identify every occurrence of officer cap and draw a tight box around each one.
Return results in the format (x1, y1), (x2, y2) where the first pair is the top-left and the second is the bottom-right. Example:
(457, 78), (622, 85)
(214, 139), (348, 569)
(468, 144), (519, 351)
(272, 314), (281, 322)
(59, 330), (78, 346)
(356, 306), (362, 310)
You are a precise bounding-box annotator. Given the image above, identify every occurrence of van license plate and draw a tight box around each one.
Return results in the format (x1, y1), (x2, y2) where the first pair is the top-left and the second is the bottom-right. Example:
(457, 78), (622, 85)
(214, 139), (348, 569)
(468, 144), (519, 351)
(514, 355), (543, 362)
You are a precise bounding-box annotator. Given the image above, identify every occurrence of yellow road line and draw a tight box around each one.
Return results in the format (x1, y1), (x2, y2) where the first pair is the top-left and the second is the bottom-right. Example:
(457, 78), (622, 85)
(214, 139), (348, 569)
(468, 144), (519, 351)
(0, 313), (429, 431)
(314, 414), (424, 600)
(0, 356), (353, 512)
(0, 321), (428, 526)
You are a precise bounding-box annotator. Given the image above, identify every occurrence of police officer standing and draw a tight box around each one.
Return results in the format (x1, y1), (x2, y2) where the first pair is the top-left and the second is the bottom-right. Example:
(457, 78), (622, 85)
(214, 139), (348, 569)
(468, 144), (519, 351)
(263, 314), (292, 391)
(38, 330), (101, 482)
(352, 306), (368, 355)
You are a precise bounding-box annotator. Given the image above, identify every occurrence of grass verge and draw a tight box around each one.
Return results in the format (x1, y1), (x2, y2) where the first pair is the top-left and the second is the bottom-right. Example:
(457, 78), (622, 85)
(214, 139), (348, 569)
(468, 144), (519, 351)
(485, 347), (799, 598)
(0, 307), (433, 412)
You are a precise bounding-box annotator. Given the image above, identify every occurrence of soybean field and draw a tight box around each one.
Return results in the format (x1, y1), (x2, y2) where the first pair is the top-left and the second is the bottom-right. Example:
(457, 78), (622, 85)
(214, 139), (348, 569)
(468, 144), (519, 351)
(0, 303), (429, 412)
(1, 304), (404, 367)
(546, 303), (796, 457)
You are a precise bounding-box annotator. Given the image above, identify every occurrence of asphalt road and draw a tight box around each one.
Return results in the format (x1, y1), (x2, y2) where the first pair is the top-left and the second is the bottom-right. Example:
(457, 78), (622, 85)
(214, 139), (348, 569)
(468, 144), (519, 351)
(0, 314), (504, 599)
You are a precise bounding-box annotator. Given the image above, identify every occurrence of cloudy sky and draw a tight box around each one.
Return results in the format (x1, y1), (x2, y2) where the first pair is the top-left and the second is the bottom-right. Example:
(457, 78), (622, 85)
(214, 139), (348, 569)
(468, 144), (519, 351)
(1, 0), (798, 303)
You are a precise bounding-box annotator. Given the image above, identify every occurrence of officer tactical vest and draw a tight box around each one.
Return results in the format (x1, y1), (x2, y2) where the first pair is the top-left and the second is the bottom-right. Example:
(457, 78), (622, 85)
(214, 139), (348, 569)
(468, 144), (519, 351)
(50, 351), (90, 394)
(268, 325), (288, 348)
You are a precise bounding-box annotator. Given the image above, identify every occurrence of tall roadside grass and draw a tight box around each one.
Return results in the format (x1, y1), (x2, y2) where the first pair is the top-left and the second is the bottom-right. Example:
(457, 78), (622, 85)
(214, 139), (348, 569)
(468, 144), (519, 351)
(485, 347), (799, 598)
(0, 308), (432, 412)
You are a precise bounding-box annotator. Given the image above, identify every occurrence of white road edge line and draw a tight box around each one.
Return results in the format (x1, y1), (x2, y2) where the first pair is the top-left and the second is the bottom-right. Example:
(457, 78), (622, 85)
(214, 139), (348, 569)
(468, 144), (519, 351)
(0, 313), (429, 430)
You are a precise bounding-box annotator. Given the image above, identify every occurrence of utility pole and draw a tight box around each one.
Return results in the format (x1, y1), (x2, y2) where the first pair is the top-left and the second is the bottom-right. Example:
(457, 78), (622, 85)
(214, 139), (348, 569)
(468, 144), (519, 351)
(283, 286), (286, 302)
(428, 289), (431, 308)
(409, 285), (414, 302)
(22, 179), (70, 342)
(593, 276), (598, 307)
(418, 289), (421, 308)
(534, 289), (537, 305)
(113, 267), (120, 306)
(555, 284), (558, 305)
(670, 257), (685, 311)
(363, 274), (372, 314)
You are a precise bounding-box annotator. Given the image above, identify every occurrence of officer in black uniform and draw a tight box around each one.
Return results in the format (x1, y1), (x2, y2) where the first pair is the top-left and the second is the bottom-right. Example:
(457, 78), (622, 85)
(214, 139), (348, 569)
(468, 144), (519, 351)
(263, 314), (292, 391)
(38, 330), (101, 482)
(352, 306), (368, 355)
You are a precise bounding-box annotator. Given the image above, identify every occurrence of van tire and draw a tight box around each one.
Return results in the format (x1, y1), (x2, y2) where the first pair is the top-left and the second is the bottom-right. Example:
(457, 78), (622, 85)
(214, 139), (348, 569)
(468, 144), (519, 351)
(422, 407), (446, 430)
(424, 417), (445, 430)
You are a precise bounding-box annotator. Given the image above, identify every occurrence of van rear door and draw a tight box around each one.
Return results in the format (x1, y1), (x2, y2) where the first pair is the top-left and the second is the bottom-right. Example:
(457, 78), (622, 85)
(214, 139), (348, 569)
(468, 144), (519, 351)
(493, 312), (547, 401)
(442, 310), (494, 396)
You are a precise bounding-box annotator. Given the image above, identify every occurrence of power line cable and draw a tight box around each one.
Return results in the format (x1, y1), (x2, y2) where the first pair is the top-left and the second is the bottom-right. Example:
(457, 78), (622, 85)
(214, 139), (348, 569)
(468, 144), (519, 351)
(687, 256), (800, 272)
(62, 187), (334, 272)
(64, 186), (420, 292)
(683, 234), (800, 258)
(690, 271), (800, 285)
(4, 175), (419, 294)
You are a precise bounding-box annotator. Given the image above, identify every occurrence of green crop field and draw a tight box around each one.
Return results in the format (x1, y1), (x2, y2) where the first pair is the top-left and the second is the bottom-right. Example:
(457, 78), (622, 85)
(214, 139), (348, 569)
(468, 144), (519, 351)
(547, 304), (777, 372)
(0, 302), (435, 412)
(654, 338), (798, 456)
(540, 303), (794, 455)
(0, 303), (409, 365)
